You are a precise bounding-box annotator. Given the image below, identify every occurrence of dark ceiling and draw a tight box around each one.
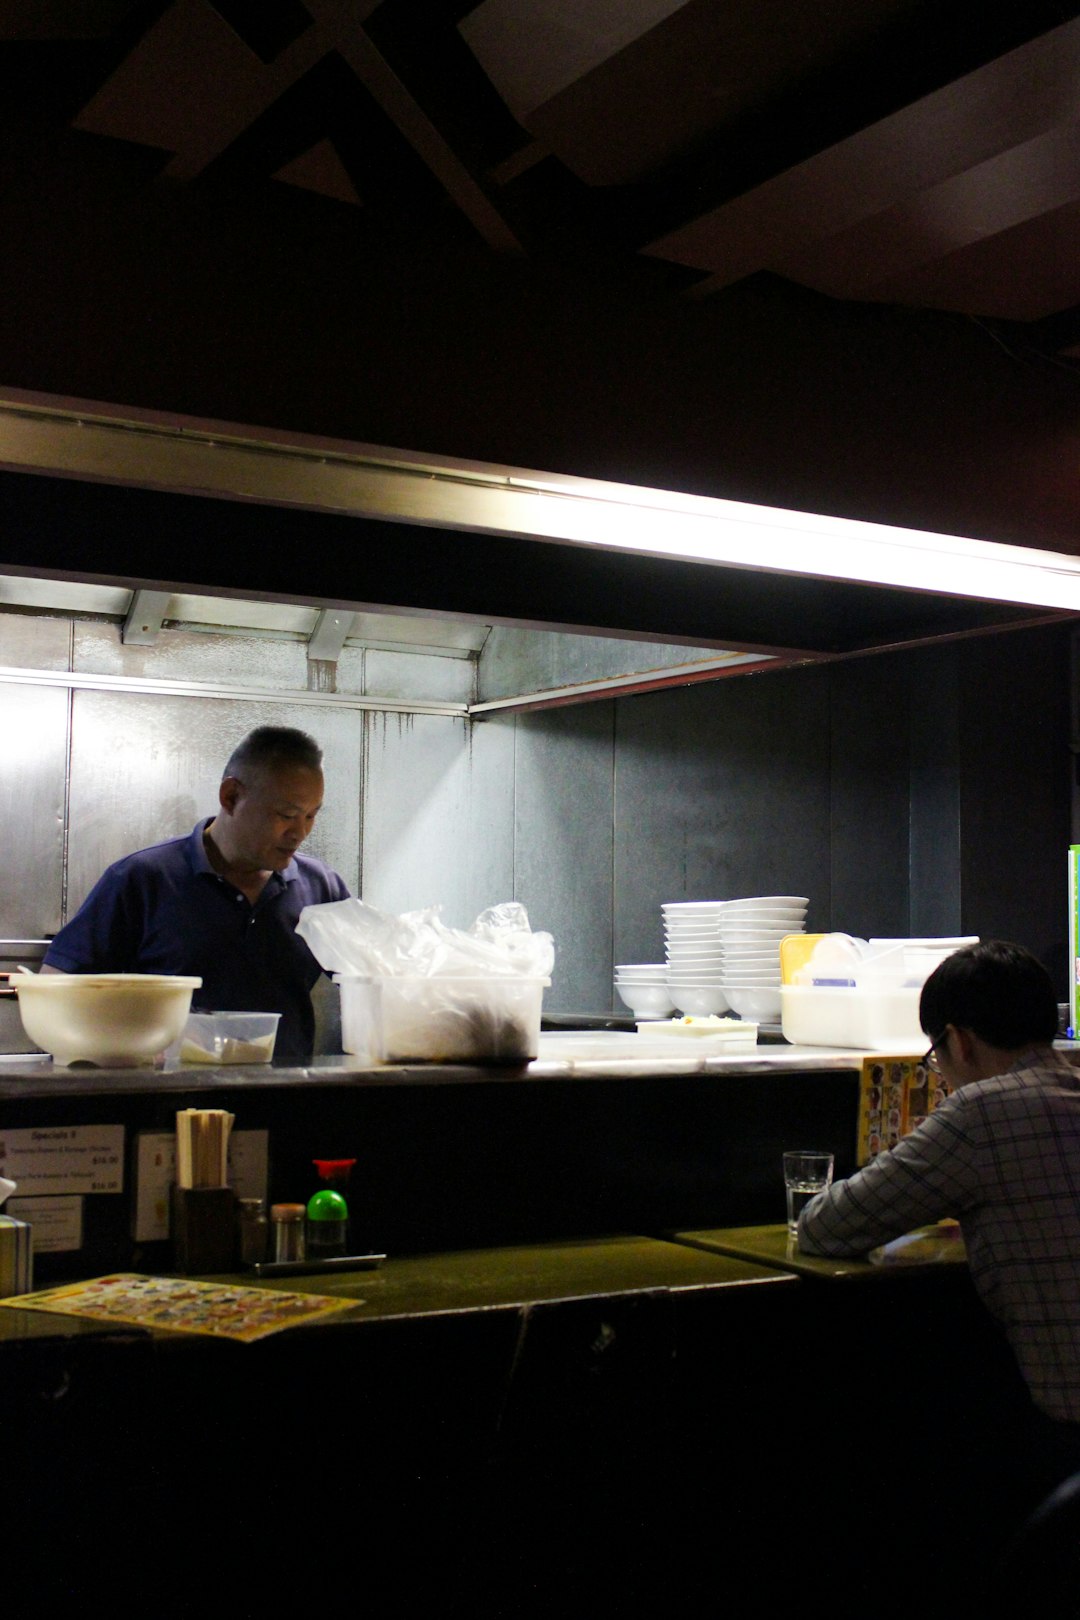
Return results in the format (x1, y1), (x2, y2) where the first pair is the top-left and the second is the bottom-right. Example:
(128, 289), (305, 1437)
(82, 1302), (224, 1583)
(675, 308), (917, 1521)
(6, 0), (1079, 332)
(2, 0), (1080, 654)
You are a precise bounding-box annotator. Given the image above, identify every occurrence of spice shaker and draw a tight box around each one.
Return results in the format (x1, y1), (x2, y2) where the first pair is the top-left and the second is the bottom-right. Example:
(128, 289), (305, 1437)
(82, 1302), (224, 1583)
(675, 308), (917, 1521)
(270, 1202), (306, 1264)
(237, 1197), (269, 1266)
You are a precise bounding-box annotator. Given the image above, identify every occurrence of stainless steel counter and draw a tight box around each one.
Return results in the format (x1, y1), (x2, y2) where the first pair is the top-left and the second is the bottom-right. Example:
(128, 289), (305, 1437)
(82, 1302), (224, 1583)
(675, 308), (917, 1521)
(0, 1035), (868, 1096)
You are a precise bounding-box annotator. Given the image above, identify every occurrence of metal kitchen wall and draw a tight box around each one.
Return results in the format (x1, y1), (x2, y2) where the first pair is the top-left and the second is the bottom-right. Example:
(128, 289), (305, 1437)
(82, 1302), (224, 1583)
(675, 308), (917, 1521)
(0, 609), (503, 1022)
(1, 608), (1072, 1028)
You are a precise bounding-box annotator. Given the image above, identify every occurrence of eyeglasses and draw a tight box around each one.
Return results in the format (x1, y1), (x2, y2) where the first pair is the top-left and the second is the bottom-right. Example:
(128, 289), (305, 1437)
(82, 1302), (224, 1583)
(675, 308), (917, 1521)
(922, 1031), (949, 1074)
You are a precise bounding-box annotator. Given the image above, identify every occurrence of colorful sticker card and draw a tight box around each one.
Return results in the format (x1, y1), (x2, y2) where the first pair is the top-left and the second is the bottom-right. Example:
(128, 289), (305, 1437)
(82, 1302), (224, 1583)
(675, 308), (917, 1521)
(3, 1272), (361, 1342)
(857, 1056), (952, 1166)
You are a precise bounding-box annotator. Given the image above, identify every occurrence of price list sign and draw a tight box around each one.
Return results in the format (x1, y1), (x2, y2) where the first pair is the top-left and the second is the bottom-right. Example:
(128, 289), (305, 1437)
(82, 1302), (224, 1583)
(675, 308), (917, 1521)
(0, 1126), (124, 1195)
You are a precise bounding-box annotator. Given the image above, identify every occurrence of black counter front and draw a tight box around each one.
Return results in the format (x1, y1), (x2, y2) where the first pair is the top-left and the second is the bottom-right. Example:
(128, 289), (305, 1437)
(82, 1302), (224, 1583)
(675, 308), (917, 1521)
(0, 1050), (862, 1278)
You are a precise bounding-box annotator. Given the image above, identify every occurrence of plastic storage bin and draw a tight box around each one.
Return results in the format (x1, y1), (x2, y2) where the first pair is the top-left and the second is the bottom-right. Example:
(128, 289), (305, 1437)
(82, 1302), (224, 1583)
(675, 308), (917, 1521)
(334, 975), (383, 1064)
(339, 974), (549, 1063)
(168, 1010), (281, 1064)
(780, 983), (924, 1050)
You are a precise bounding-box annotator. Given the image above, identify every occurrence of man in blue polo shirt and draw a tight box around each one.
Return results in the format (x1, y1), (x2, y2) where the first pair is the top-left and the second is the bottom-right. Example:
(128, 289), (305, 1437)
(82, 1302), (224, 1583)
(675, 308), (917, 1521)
(43, 725), (350, 1064)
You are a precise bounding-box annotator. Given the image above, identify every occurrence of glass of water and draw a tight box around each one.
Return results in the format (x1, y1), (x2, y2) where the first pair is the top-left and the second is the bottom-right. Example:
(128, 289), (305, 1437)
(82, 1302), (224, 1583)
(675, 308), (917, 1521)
(783, 1150), (835, 1235)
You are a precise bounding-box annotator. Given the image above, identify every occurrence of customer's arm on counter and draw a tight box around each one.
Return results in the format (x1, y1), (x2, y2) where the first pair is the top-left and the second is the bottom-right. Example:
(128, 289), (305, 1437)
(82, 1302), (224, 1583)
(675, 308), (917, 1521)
(797, 1097), (975, 1255)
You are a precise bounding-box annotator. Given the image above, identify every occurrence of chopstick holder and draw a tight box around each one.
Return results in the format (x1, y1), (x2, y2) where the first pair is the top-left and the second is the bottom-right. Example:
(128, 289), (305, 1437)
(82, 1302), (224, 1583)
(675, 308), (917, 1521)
(172, 1109), (237, 1274)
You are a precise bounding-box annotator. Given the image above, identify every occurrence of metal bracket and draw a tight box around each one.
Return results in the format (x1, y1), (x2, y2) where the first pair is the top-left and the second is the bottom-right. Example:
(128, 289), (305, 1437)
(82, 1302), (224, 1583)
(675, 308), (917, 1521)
(307, 607), (355, 662)
(122, 589), (173, 645)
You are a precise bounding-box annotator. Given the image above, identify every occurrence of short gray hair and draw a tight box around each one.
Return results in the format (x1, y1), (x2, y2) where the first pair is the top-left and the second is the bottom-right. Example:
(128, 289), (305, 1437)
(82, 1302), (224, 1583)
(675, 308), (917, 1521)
(223, 726), (323, 781)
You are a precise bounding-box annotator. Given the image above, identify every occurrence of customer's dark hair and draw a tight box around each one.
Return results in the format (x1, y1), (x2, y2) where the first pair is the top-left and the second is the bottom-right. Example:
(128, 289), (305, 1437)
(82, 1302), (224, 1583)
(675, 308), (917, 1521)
(223, 726), (323, 781)
(919, 940), (1058, 1049)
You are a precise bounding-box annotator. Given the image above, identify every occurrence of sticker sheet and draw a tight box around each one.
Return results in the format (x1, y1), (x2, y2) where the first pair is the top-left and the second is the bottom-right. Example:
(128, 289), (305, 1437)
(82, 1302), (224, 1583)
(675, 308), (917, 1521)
(856, 1055), (953, 1165)
(3, 1272), (361, 1342)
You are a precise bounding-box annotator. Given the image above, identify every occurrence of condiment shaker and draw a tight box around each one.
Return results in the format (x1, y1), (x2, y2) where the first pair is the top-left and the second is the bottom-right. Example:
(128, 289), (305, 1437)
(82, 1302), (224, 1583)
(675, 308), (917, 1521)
(270, 1202), (306, 1264)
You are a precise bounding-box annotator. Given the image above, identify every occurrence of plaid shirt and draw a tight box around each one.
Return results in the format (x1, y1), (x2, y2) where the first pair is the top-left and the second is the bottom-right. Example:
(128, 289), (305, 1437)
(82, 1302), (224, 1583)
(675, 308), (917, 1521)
(799, 1047), (1080, 1422)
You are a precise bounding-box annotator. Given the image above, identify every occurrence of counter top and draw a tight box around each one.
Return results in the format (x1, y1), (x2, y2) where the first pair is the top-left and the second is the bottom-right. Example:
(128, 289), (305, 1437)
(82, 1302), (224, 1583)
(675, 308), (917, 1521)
(0, 1234), (790, 1343)
(667, 1221), (968, 1280)
(0, 1035), (871, 1097)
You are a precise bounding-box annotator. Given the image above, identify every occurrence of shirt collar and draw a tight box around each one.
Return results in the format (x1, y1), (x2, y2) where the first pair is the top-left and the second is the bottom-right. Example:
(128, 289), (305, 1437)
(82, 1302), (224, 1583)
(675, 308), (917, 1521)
(1005, 1044), (1068, 1076)
(187, 818), (294, 888)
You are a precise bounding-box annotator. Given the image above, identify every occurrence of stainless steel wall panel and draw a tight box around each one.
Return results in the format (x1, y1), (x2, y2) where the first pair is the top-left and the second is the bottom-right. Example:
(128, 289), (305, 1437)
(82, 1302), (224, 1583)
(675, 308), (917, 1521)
(0, 610), (71, 670)
(514, 705), (615, 1013)
(65, 692), (361, 916)
(363, 649), (474, 704)
(0, 682), (68, 936)
(612, 672), (832, 964)
(360, 711), (514, 927)
(478, 623), (739, 702)
(73, 624), (311, 690)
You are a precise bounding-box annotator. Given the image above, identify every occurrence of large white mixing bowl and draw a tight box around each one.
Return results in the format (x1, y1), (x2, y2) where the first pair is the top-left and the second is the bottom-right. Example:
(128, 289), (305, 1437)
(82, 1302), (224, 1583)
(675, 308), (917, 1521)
(15, 973), (202, 1067)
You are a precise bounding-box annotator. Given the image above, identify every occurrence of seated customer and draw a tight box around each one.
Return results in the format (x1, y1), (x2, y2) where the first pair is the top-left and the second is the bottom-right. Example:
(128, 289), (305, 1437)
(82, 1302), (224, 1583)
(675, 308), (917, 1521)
(799, 940), (1080, 1443)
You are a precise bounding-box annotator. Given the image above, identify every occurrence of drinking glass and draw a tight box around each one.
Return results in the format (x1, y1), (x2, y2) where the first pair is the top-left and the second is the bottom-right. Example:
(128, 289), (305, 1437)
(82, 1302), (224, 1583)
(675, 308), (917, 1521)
(782, 1150), (834, 1235)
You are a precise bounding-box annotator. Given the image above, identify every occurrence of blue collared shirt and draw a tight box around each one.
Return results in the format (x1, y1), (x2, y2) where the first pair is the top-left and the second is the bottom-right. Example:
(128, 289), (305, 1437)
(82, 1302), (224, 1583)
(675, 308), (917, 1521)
(44, 820), (350, 1064)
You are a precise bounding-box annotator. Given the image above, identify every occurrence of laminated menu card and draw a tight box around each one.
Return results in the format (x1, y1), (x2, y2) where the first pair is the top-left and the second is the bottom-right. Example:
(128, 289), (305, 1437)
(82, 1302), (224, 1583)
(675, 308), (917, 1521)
(856, 1056), (952, 1166)
(3, 1273), (360, 1342)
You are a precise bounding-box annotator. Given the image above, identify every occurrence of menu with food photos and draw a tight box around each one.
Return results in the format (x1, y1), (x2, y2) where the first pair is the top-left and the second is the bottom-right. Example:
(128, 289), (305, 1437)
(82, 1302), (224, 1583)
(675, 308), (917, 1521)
(3, 1272), (360, 1342)
(856, 1056), (952, 1166)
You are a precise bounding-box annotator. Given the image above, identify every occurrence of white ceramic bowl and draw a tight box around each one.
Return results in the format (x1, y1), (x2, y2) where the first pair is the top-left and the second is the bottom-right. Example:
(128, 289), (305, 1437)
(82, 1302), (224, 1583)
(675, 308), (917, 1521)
(724, 985), (783, 1020)
(667, 983), (731, 1015)
(722, 933), (799, 946)
(662, 901), (729, 912)
(15, 973), (202, 1067)
(615, 982), (677, 1018)
(614, 963), (669, 976)
(723, 896), (808, 911)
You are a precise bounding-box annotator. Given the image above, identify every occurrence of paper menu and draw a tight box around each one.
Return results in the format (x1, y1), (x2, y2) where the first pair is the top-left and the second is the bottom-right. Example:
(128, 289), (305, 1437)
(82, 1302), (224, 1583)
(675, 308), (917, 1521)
(4, 1273), (360, 1342)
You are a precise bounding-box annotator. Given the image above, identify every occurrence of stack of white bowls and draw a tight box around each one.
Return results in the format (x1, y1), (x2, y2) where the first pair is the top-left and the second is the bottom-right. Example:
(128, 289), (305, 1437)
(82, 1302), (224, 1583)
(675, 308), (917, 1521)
(662, 901), (729, 1015)
(720, 896), (808, 1021)
(614, 964), (676, 1020)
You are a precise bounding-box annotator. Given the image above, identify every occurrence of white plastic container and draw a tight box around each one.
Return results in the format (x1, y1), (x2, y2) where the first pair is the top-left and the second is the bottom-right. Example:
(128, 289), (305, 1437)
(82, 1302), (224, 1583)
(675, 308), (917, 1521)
(340, 974), (550, 1063)
(334, 975), (383, 1064)
(780, 983), (924, 1050)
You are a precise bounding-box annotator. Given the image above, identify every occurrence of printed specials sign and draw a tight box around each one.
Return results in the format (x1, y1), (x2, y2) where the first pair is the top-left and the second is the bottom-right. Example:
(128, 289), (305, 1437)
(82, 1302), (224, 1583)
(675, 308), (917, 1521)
(0, 1126), (124, 1195)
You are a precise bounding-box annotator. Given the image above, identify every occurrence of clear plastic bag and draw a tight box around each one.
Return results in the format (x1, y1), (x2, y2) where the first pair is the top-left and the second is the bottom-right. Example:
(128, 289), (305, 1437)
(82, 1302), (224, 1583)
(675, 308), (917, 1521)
(297, 898), (554, 980)
(299, 899), (554, 1064)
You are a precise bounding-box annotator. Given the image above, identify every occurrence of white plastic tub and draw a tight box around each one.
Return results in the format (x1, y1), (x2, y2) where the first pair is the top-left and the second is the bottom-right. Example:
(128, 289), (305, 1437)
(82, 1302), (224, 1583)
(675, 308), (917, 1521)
(334, 975), (383, 1064)
(780, 983), (924, 1050)
(339, 974), (550, 1063)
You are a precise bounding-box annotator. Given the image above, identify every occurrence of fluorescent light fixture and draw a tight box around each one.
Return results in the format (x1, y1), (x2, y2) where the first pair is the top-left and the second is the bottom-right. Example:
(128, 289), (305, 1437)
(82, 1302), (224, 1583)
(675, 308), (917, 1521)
(0, 388), (1077, 614)
(501, 473), (1080, 612)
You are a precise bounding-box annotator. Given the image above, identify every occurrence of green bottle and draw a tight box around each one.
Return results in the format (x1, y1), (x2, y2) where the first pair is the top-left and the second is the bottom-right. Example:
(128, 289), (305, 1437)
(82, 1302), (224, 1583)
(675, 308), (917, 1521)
(306, 1187), (349, 1257)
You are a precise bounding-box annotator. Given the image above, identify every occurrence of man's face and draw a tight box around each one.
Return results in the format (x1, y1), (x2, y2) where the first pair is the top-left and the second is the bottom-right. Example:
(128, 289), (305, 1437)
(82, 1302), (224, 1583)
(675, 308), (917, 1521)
(219, 763), (324, 873)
